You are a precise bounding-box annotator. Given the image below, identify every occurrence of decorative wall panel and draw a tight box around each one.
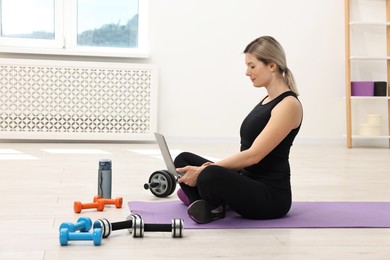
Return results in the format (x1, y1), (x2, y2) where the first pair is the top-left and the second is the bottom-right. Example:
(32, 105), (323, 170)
(0, 59), (157, 140)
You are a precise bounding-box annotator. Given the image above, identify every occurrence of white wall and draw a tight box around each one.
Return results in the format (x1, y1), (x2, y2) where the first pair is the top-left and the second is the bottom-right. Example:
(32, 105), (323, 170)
(147, 0), (346, 142)
(0, 0), (347, 143)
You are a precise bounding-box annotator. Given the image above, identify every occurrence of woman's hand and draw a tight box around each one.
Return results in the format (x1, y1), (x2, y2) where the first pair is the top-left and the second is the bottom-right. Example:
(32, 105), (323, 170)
(176, 165), (206, 187)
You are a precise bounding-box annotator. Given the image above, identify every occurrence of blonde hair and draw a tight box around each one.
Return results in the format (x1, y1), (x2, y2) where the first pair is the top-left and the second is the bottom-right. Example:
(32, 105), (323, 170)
(244, 36), (299, 96)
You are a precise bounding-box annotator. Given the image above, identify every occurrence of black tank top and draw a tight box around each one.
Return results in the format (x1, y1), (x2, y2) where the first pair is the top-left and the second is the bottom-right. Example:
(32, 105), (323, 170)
(240, 91), (302, 189)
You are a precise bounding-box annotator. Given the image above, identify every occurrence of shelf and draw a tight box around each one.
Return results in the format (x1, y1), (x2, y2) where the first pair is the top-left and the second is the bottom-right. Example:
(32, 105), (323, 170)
(351, 135), (390, 140)
(345, 0), (390, 148)
(350, 21), (390, 26)
(350, 96), (390, 100)
(350, 56), (390, 60)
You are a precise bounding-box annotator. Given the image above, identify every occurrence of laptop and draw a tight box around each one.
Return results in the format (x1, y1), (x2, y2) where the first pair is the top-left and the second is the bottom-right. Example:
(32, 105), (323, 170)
(154, 132), (184, 178)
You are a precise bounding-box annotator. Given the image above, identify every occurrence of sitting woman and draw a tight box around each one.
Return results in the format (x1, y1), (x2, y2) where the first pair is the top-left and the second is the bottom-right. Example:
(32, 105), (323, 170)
(174, 35), (303, 224)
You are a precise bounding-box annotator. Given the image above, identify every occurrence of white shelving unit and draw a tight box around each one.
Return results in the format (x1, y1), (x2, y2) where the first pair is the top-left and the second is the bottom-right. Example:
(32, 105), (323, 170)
(345, 0), (390, 148)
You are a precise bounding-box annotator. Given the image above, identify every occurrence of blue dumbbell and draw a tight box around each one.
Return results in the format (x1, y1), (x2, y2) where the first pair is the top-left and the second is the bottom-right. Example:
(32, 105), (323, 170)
(59, 228), (102, 246)
(59, 216), (92, 232)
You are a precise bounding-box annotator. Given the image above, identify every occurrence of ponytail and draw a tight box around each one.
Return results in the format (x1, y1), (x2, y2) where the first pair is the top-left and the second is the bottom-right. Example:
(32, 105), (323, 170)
(284, 68), (299, 96)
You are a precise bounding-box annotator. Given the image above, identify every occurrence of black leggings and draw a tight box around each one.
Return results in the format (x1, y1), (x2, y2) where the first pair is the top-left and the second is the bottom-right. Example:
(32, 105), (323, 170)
(174, 152), (292, 219)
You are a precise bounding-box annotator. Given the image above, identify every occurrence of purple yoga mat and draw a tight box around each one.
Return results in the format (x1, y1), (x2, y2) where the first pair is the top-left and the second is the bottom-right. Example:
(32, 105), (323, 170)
(128, 201), (390, 229)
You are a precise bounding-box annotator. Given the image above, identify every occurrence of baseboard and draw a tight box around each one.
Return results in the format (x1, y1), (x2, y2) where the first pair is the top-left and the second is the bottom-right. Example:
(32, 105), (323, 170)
(166, 136), (346, 145)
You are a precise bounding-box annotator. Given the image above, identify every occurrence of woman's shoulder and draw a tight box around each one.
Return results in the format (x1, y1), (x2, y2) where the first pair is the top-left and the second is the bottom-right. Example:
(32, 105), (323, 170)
(273, 94), (303, 128)
(279, 91), (301, 107)
(277, 95), (302, 112)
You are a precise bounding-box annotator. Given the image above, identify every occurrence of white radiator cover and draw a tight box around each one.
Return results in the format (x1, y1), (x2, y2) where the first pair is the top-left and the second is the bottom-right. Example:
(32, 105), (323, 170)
(0, 58), (158, 141)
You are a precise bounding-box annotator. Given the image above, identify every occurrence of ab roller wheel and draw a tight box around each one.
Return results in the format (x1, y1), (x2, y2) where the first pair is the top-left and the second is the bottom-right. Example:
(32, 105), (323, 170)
(144, 170), (177, 198)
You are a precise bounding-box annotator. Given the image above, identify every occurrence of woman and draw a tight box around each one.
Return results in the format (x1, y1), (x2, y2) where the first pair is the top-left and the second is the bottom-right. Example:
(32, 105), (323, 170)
(174, 36), (303, 224)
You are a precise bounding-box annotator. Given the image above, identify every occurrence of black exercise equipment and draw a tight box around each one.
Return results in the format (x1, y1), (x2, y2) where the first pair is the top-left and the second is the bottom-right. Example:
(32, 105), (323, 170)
(144, 170), (177, 197)
(93, 214), (142, 238)
(93, 214), (184, 238)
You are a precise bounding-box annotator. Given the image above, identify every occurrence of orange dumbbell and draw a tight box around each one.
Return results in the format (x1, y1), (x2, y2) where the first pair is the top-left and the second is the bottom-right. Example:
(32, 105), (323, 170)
(93, 195), (123, 208)
(73, 199), (105, 214)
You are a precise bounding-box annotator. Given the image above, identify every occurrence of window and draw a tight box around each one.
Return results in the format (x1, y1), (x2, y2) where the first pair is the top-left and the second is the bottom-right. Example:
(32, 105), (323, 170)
(1, 0), (55, 40)
(77, 0), (139, 48)
(0, 0), (148, 57)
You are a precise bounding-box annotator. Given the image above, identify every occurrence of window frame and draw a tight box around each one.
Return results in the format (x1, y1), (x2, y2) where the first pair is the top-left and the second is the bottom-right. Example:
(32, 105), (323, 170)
(0, 0), (148, 58)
